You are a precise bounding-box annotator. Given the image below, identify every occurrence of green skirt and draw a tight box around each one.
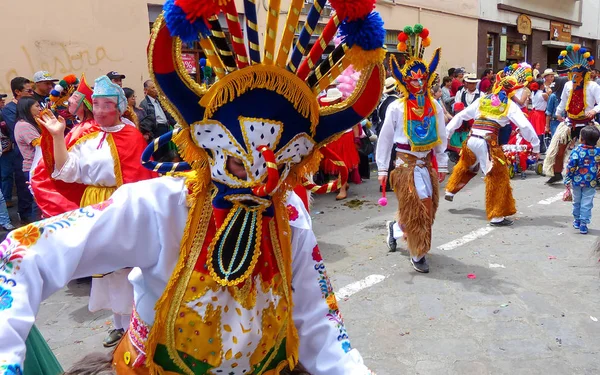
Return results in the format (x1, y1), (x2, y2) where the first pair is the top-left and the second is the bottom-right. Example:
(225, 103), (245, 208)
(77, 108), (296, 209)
(24, 325), (63, 375)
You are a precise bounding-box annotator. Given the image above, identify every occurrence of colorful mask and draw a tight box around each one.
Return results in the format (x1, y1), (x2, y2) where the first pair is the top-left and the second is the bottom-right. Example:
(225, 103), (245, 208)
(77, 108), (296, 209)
(558, 44), (595, 119)
(91, 76), (127, 115)
(389, 24), (441, 151)
(138, 0), (386, 373)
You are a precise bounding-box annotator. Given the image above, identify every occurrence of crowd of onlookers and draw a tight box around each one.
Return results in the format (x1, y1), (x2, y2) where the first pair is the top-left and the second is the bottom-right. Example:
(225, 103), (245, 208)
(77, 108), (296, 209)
(0, 70), (179, 230)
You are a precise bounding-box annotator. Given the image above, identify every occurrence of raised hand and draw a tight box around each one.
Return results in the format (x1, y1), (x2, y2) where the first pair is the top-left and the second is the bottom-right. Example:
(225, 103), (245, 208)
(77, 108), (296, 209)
(37, 110), (66, 137)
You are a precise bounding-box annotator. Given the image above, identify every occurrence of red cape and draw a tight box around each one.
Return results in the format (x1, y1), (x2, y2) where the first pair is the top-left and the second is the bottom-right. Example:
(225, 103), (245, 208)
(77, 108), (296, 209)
(31, 121), (157, 217)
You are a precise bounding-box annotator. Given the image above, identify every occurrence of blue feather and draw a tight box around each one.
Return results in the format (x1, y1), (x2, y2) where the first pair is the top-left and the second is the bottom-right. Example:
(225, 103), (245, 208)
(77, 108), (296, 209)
(338, 12), (385, 51)
(163, 0), (210, 43)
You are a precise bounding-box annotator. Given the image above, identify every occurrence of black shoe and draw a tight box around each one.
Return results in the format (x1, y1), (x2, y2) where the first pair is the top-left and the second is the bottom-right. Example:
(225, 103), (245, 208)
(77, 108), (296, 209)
(103, 328), (125, 348)
(490, 218), (514, 227)
(386, 221), (397, 252)
(411, 257), (429, 273)
(444, 193), (454, 202)
(546, 172), (563, 184)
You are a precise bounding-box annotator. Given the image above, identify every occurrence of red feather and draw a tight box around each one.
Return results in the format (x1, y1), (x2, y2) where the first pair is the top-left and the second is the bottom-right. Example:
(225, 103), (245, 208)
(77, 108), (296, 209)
(329, 0), (376, 21)
(175, 0), (221, 22)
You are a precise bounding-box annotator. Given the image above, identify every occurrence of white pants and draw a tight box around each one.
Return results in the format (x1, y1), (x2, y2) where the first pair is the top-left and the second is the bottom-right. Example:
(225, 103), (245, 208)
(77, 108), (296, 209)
(466, 137), (493, 175)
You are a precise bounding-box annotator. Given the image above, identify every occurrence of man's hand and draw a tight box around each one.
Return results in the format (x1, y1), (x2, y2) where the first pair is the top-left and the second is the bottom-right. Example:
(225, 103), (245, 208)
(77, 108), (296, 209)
(438, 172), (446, 182)
(557, 114), (564, 122)
(378, 175), (387, 187)
(585, 109), (597, 120)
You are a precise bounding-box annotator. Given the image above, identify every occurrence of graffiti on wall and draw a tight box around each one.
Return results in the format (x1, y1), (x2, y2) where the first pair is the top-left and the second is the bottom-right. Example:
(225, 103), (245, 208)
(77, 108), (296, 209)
(0, 41), (124, 94)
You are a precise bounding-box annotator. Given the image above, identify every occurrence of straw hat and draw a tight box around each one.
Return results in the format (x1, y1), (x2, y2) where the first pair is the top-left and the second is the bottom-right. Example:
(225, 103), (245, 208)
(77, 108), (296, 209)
(541, 68), (558, 78)
(320, 88), (344, 103)
(463, 73), (480, 83)
(383, 77), (397, 94)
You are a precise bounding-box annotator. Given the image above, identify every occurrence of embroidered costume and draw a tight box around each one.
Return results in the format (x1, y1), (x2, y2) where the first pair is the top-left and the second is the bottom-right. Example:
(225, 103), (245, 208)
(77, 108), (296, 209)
(445, 63), (540, 225)
(0, 0), (387, 373)
(376, 24), (448, 273)
(543, 44), (600, 183)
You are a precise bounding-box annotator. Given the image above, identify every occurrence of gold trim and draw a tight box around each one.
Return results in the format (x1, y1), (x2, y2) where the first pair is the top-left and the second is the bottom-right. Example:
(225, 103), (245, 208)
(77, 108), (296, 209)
(106, 133), (124, 186)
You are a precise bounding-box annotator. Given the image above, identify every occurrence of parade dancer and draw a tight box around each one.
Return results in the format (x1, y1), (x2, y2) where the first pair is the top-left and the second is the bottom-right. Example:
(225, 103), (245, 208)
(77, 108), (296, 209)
(544, 44), (600, 184)
(377, 24), (448, 273)
(445, 64), (540, 226)
(0, 0), (387, 373)
(35, 75), (156, 348)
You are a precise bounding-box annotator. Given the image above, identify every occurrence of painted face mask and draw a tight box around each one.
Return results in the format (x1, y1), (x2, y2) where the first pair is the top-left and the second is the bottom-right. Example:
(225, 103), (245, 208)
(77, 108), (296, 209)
(557, 44), (595, 119)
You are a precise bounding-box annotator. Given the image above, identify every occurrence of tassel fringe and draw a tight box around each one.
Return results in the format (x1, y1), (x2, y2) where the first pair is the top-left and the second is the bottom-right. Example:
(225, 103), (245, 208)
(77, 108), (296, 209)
(200, 65), (320, 127)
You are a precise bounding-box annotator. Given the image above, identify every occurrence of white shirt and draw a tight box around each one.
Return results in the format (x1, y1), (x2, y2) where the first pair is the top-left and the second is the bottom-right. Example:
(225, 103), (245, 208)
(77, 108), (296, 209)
(376, 98), (448, 174)
(531, 90), (548, 111)
(556, 80), (600, 119)
(51, 124), (126, 186)
(446, 98), (540, 153)
(455, 88), (480, 107)
(0, 176), (373, 375)
(513, 88), (528, 109)
(149, 96), (168, 125)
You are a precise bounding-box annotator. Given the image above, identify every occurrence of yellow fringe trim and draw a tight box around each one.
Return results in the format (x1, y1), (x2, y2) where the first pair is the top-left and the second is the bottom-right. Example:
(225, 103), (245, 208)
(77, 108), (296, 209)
(31, 138), (41, 147)
(106, 134), (124, 186)
(346, 46), (387, 72)
(172, 127), (210, 171)
(200, 65), (319, 128)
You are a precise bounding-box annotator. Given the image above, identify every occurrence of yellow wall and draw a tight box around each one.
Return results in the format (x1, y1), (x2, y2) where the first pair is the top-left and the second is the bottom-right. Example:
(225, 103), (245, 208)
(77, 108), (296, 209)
(0, 0), (156, 96)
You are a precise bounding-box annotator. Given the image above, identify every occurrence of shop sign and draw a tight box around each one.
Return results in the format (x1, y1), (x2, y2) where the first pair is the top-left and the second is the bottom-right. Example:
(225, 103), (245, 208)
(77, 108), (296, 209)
(517, 14), (532, 35)
(550, 21), (571, 43)
(181, 53), (197, 74)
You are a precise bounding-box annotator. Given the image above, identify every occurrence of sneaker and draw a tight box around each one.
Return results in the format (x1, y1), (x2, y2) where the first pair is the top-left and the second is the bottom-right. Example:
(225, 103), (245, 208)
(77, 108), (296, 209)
(546, 172), (563, 184)
(573, 220), (581, 229)
(103, 328), (125, 348)
(386, 221), (397, 252)
(1, 223), (15, 231)
(580, 223), (588, 234)
(410, 257), (429, 273)
(490, 218), (514, 227)
(444, 193), (454, 202)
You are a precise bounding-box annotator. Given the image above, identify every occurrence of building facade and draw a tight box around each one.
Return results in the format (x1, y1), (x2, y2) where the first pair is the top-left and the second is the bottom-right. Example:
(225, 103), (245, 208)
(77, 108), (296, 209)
(478, 0), (600, 76)
(0, 0), (480, 97)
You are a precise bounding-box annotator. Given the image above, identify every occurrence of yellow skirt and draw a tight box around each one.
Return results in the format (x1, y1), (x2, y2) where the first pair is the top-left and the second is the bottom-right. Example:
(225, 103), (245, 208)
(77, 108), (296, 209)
(80, 185), (117, 207)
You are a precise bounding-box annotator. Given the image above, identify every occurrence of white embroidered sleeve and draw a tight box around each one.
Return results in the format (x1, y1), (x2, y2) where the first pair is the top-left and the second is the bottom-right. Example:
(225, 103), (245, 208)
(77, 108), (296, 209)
(291, 227), (373, 375)
(446, 98), (479, 138)
(0, 177), (185, 371)
(50, 139), (85, 183)
(375, 100), (399, 176)
(433, 100), (449, 172)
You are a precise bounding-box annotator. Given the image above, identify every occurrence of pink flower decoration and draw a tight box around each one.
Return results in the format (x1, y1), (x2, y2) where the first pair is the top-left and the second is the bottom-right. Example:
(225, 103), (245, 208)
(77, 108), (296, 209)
(287, 204), (299, 221)
(312, 246), (323, 262)
(91, 198), (114, 211)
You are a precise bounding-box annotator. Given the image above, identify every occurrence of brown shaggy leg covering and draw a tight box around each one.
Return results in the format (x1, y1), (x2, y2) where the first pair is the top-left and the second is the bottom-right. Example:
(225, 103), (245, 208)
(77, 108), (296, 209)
(62, 352), (115, 375)
(446, 145), (478, 194)
(484, 146), (516, 220)
(280, 362), (312, 374)
(390, 159), (437, 258)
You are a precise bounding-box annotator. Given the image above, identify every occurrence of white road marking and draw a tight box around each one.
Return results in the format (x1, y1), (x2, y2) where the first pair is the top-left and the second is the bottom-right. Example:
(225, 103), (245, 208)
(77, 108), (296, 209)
(538, 192), (563, 205)
(437, 227), (496, 251)
(336, 274), (386, 301)
(489, 263), (506, 269)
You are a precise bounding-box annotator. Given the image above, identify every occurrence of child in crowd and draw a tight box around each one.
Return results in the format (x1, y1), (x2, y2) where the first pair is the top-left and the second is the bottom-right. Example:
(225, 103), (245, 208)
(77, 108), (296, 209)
(564, 126), (600, 234)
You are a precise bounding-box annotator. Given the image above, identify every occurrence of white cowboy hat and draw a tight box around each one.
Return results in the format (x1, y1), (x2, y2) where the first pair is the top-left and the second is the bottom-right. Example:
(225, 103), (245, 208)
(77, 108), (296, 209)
(541, 68), (558, 77)
(463, 73), (480, 83)
(320, 87), (343, 103)
(383, 77), (397, 94)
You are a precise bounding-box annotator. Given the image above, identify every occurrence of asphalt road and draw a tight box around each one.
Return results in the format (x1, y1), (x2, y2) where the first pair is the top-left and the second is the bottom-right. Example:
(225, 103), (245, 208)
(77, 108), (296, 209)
(32, 169), (600, 374)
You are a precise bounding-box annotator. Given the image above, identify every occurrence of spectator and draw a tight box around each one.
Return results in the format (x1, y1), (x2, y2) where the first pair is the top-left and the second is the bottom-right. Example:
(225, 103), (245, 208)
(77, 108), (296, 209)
(0, 93), (14, 228)
(0, 93), (6, 111)
(1, 77), (35, 220)
(140, 80), (176, 158)
(545, 76), (568, 136)
(479, 69), (493, 94)
(541, 68), (557, 92)
(14, 98), (42, 178)
(454, 73), (481, 108)
(441, 76), (454, 113)
(532, 62), (541, 79)
(14, 97), (43, 221)
(431, 84), (452, 123)
(32, 71), (58, 108)
(106, 71), (126, 87)
(594, 69), (600, 85)
(450, 67), (465, 97)
(123, 87), (153, 141)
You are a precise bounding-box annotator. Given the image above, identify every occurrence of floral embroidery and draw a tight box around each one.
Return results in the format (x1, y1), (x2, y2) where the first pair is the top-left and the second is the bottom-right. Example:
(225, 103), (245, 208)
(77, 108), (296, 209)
(312, 245), (351, 353)
(0, 364), (22, 375)
(0, 286), (13, 310)
(0, 239), (26, 275)
(287, 204), (299, 221)
(11, 225), (41, 247)
(312, 245), (323, 262)
(91, 198), (114, 211)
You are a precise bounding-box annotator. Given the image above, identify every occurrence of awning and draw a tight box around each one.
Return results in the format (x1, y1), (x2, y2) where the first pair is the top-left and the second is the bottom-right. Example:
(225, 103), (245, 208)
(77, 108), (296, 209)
(542, 40), (572, 49)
